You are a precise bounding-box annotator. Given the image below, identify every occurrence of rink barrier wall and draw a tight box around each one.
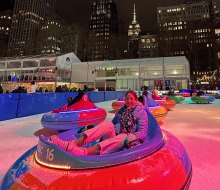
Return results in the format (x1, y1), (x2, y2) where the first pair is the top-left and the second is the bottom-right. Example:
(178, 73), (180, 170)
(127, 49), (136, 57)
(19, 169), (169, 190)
(0, 91), (126, 121)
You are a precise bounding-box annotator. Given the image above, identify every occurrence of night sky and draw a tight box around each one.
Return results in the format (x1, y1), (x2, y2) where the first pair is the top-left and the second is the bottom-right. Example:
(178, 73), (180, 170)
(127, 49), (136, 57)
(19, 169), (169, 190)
(0, 0), (184, 31)
(56, 0), (184, 31)
(0, 0), (14, 11)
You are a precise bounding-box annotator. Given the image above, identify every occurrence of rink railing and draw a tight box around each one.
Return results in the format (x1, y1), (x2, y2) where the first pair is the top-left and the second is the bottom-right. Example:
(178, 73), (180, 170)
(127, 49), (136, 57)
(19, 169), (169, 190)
(0, 91), (126, 121)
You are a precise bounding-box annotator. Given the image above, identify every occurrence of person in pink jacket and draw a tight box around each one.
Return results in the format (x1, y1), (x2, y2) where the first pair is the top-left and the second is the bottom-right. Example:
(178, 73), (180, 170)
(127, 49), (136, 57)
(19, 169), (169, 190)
(50, 90), (148, 156)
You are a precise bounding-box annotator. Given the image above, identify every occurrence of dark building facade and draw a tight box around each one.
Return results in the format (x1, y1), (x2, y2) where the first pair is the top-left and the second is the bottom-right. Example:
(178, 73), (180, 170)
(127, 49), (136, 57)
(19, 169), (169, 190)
(88, 0), (119, 61)
(36, 15), (63, 55)
(7, 0), (56, 57)
(157, 1), (218, 83)
(139, 32), (158, 58)
(0, 10), (12, 57)
(213, 0), (220, 85)
(214, 0), (220, 59)
(60, 23), (87, 61)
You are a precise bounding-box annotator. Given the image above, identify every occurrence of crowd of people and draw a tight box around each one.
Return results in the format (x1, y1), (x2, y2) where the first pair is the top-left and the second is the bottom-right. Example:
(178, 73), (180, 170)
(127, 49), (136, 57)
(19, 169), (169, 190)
(0, 83), (93, 94)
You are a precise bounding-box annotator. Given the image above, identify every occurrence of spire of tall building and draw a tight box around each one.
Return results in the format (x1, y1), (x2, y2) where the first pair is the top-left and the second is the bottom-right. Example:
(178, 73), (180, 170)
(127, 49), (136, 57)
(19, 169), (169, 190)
(128, 4), (141, 38)
(128, 4), (141, 58)
(132, 4), (137, 24)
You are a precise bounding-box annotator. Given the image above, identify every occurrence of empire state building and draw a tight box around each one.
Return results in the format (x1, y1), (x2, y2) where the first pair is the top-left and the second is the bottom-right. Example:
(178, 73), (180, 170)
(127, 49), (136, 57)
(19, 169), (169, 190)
(128, 4), (141, 58)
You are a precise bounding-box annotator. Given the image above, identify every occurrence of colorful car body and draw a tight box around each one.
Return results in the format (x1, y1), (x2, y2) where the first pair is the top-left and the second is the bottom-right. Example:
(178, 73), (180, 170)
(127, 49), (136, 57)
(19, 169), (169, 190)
(112, 95), (168, 122)
(152, 91), (176, 110)
(41, 94), (107, 131)
(191, 95), (215, 103)
(111, 97), (125, 111)
(168, 95), (185, 104)
(1, 110), (192, 190)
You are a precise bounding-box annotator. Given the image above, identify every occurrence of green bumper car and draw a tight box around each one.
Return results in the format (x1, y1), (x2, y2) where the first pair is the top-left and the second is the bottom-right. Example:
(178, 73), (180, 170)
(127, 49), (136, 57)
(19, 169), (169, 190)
(168, 95), (185, 104)
(191, 95), (215, 104)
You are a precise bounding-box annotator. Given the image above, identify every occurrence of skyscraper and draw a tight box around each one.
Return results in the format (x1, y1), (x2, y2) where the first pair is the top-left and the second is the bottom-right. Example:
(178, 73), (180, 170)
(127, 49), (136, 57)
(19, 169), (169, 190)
(139, 32), (158, 58)
(7, 0), (56, 57)
(0, 10), (12, 57)
(157, 1), (217, 82)
(36, 15), (63, 55)
(60, 23), (87, 61)
(88, 0), (119, 61)
(213, 0), (220, 59)
(127, 4), (141, 58)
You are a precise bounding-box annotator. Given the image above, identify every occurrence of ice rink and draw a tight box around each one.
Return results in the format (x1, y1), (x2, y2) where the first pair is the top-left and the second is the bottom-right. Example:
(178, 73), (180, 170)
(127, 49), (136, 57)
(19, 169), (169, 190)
(0, 98), (220, 189)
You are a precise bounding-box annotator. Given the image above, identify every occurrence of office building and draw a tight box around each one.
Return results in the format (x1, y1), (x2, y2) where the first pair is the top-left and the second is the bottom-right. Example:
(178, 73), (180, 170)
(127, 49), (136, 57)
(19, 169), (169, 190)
(7, 0), (56, 57)
(36, 15), (63, 55)
(157, 1), (218, 82)
(61, 23), (87, 61)
(139, 32), (158, 58)
(88, 0), (119, 61)
(0, 10), (12, 57)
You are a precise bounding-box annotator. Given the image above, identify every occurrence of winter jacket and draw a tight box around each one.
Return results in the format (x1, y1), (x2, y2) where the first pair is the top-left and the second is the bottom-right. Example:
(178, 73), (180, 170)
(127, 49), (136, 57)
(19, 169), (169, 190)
(112, 101), (148, 143)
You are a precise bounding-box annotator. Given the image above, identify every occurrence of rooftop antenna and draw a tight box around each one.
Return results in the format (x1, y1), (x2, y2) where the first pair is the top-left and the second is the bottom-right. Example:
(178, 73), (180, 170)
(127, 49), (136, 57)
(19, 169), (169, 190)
(132, 4), (137, 24)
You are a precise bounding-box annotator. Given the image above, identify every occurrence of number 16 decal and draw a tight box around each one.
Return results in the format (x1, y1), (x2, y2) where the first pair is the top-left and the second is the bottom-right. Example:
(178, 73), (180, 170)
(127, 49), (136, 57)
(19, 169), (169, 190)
(46, 148), (54, 161)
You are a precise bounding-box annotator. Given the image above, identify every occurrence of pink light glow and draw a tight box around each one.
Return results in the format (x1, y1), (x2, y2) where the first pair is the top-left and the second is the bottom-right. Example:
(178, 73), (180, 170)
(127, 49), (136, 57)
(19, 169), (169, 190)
(0, 98), (220, 189)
